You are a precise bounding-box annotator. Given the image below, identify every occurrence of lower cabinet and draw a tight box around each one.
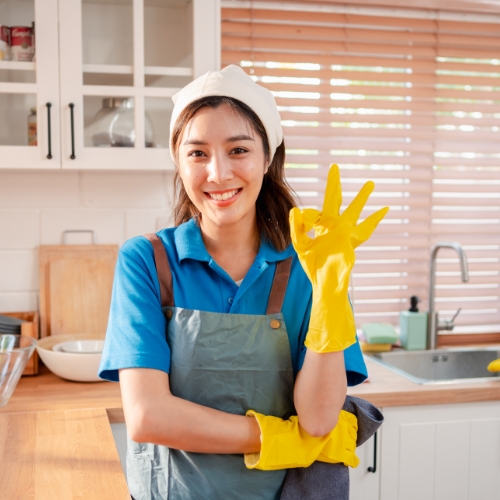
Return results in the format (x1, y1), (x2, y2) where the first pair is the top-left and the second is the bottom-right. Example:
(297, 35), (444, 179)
(350, 432), (381, 500)
(379, 401), (500, 500)
(111, 422), (127, 473)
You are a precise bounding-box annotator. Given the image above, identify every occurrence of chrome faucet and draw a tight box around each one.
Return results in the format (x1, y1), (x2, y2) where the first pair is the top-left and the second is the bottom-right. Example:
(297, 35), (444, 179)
(427, 242), (469, 350)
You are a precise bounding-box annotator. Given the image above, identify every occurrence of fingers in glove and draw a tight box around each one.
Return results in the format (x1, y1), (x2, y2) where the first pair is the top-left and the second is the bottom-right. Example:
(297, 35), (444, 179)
(320, 164), (342, 222)
(342, 180), (375, 226)
(289, 207), (314, 253)
(351, 206), (389, 247)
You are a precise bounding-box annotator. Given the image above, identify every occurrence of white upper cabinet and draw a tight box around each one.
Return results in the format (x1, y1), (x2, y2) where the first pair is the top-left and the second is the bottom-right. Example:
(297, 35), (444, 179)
(0, 0), (220, 170)
(0, 0), (60, 168)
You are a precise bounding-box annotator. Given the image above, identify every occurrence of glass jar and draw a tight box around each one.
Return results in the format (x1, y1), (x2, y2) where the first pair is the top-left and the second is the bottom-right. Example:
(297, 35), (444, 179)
(28, 107), (37, 146)
(89, 97), (154, 147)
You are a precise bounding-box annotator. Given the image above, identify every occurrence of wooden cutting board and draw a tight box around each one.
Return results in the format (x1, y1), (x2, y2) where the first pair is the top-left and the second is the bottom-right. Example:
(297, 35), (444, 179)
(39, 245), (118, 338)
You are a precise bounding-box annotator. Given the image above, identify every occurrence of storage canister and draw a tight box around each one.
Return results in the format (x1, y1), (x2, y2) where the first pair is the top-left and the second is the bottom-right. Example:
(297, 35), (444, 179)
(0, 26), (10, 60)
(10, 26), (33, 61)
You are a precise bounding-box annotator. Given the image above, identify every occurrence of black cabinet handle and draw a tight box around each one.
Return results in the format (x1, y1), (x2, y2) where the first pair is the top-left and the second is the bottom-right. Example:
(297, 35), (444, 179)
(46, 102), (52, 159)
(367, 431), (378, 473)
(69, 103), (76, 159)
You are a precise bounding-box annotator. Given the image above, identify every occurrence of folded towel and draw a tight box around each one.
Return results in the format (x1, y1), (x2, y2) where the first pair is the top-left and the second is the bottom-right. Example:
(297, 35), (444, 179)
(280, 396), (384, 500)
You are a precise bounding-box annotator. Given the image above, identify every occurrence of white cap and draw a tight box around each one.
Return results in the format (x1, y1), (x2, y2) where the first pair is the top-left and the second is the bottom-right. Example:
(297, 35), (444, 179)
(170, 65), (283, 162)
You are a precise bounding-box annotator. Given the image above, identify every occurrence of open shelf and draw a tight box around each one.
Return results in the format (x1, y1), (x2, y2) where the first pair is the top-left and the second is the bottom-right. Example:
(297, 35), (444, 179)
(82, 64), (192, 76)
(0, 61), (36, 71)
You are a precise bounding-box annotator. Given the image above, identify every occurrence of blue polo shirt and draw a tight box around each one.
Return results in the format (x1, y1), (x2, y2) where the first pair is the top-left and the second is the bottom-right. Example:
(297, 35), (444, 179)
(99, 219), (367, 386)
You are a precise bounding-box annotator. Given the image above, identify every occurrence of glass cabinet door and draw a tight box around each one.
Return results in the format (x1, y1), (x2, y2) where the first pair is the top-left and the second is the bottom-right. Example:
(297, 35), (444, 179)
(0, 0), (60, 168)
(58, 0), (220, 170)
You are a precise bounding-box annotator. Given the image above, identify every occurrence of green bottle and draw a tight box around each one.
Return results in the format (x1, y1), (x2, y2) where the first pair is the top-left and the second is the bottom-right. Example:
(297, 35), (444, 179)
(399, 296), (428, 350)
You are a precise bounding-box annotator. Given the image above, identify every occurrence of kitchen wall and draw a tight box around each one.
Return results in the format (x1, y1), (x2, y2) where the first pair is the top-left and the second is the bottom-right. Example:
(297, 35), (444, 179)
(0, 170), (175, 312)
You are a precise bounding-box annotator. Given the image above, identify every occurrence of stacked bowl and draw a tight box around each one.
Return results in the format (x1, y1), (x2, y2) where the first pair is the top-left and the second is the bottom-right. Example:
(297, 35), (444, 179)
(36, 333), (105, 382)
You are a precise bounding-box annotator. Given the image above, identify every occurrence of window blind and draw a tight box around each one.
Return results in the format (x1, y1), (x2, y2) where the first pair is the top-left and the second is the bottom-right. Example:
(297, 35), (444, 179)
(221, 1), (500, 334)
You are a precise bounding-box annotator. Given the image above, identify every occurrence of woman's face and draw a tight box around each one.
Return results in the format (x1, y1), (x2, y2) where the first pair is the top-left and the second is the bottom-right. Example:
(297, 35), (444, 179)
(177, 104), (268, 232)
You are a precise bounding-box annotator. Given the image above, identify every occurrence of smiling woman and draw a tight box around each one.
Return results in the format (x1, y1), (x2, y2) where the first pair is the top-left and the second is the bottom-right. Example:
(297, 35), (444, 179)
(98, 65), (373, 500)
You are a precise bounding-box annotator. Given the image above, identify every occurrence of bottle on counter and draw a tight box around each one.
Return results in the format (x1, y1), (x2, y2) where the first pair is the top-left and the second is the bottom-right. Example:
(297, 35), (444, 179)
(399, 296), (428, 350)
(28, 107), (37, 146)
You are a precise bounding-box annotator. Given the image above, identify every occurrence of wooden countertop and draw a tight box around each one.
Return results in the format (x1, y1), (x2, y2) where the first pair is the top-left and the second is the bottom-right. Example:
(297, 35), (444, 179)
(2, 357), (499, 499)
(0, 408), (129, 500)
(2, 357), (500, 419)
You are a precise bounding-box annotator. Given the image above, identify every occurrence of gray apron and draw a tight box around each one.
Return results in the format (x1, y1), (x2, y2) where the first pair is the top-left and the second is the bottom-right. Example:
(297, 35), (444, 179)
(127, 233), (295, 500)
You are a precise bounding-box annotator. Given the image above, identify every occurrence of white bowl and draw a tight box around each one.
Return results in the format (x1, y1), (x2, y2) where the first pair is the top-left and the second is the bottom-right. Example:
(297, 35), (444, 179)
(36, 333), (105, 382)
(53, 340), (104, 354)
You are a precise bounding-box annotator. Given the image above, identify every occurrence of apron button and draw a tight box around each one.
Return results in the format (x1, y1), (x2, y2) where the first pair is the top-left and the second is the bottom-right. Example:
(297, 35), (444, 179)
(166, 309), (173, 320)
(270, 319), (281, 329)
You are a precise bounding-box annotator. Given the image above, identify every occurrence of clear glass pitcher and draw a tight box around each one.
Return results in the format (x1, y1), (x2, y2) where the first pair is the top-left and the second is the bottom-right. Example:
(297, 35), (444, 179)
(89, 97), (154, 147)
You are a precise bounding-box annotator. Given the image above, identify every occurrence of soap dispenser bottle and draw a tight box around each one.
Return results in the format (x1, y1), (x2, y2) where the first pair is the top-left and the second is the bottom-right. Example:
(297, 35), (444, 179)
(399, 296), (428, 350)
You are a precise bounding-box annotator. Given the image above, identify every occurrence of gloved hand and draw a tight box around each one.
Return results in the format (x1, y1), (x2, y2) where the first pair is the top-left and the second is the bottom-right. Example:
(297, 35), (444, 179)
(244, 410), (359, 471)
(290, 164), (389, 352)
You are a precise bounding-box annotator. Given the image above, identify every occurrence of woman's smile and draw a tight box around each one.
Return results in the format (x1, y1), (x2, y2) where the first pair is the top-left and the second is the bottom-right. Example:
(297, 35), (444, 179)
(205, 188), (242, 204)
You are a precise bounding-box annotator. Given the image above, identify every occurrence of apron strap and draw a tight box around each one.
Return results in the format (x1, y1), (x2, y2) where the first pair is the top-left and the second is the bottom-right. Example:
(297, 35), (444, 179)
(144, 233), (174, 308)
(266, 256), (293, 315)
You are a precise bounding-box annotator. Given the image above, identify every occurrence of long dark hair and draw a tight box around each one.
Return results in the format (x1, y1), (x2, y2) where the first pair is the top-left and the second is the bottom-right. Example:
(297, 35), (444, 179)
(171, 96), (297, 252)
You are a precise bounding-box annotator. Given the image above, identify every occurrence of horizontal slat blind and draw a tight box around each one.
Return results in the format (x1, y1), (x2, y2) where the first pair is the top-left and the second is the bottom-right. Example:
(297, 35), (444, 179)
(432, 20), (500, 333)
(221, 2), (500, 334)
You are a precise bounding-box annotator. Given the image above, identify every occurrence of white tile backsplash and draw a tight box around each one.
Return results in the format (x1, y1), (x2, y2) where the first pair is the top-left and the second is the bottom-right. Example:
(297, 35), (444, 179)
(41, 210), (125, 245)
(0, 211), (40, 249)
(81, 172), (167, 208)
(0, 250), (38, 292)
(0, 169), (175, 312)
(0, 171), (80, 208)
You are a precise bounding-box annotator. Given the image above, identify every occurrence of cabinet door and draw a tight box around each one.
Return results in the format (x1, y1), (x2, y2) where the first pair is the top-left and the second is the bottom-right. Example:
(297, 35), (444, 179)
(58, 0), (220, 170)
(350, 431), (380, 500)
(0, 0), (61, 168)
(380, 402), (500, 500)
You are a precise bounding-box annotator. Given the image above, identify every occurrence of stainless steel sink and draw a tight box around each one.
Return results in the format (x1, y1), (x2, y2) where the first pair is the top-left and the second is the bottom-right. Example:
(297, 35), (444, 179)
(366, 347), (500, 385)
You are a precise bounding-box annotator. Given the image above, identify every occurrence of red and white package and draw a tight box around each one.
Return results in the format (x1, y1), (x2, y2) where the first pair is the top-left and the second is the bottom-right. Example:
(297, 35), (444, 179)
(10, 26), (33, 62)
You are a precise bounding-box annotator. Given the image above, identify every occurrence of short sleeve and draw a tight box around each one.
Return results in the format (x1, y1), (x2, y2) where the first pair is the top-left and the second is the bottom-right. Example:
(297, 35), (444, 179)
(99, 237), (171, 382)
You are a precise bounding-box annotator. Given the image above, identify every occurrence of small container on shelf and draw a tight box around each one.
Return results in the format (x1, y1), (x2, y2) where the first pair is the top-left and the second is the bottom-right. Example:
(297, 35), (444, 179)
(88, 97), (154, 148)
(28, 107), (37, 146)
(0, 25), (10, 60)
(10, 26), (34, 62)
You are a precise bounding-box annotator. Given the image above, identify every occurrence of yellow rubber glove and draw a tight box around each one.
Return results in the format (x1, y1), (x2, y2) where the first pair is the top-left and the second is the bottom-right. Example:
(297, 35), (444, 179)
(487, 359), (500, 372)
(244, 410), (359, 471)
(290, 164), (389, 352)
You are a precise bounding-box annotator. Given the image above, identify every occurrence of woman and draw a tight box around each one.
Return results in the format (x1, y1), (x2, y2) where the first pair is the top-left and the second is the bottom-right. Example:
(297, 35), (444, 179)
(99, 65), (386, 499)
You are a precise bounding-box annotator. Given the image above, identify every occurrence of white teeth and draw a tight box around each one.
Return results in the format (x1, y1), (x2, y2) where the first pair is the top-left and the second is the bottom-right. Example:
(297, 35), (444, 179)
(209, 189), (239, 201)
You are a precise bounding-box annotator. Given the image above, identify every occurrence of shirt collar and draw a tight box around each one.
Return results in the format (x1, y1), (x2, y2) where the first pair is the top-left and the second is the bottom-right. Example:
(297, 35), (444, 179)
(174, 219), (211, 262)
(174, 218), (295, 263)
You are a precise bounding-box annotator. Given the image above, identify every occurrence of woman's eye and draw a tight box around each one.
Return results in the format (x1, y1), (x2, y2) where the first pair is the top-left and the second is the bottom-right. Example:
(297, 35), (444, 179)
(231, 147), (248, 155)
(188, 150), (205, 157)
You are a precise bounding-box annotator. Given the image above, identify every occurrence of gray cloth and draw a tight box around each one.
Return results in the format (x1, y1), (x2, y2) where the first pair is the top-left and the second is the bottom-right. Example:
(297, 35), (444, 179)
(280, 395), (383, 500)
